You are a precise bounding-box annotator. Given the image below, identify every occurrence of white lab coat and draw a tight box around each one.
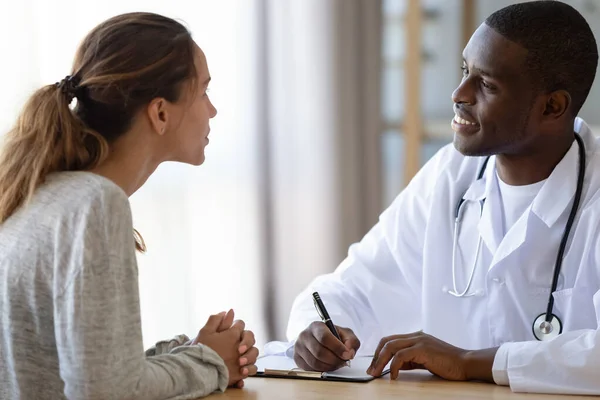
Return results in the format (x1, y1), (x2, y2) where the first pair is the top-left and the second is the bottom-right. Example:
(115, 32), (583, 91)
(287, 118), (600, 395)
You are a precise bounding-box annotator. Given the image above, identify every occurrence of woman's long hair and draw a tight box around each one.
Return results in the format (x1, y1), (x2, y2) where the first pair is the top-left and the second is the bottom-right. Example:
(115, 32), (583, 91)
(0, 12), (197, 251)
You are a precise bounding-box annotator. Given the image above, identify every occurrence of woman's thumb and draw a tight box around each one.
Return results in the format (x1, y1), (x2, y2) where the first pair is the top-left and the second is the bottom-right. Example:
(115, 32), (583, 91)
(203, 311), (227, 332)
(217, 309), (235, 332)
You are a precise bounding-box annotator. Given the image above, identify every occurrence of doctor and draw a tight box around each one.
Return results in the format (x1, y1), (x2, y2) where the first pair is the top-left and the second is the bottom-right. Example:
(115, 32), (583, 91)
(287, 1), (600, 395)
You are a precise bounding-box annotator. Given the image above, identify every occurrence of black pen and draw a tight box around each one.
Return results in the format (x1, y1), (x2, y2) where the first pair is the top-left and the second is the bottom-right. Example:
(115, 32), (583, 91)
(312, 291), (351, 367)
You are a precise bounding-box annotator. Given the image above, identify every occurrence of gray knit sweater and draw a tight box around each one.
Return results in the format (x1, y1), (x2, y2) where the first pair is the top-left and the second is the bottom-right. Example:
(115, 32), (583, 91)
(0, 171), (228, 399)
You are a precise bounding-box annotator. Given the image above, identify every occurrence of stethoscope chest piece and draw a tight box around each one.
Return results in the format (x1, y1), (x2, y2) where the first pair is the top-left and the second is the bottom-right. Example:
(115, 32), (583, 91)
(532, 312), (562, 341)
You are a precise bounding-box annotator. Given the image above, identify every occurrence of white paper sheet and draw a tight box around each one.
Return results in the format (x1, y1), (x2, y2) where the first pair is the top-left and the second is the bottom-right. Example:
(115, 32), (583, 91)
(256, 355), (390, 381)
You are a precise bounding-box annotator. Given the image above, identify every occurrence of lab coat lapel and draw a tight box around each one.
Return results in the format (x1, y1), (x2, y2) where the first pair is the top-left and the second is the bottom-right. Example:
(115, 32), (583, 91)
(488, 206), (528, 268)
(491, 138), (580, 268)
(476, 157), (504, 255)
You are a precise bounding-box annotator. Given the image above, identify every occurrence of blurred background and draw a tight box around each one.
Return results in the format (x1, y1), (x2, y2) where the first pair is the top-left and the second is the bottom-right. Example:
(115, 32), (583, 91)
(2, 0), (600, 349)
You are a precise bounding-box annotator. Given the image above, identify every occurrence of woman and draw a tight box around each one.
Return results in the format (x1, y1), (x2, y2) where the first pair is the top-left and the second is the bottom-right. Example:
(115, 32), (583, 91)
(0, 12), (258, 400)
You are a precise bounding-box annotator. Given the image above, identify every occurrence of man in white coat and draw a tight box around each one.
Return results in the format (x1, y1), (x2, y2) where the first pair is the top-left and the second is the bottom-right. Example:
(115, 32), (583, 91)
(287, 1), (600, 395)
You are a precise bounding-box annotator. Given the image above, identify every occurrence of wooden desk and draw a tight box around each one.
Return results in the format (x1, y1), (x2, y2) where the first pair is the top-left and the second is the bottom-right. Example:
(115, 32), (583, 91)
(208, 372), (574, 399)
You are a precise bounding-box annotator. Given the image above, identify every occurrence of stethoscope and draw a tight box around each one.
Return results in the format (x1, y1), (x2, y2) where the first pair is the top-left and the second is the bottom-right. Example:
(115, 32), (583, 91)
(450, 133), (586, 341)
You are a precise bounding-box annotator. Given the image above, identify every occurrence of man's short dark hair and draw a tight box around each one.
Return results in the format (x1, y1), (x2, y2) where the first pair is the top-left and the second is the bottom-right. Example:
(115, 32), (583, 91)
(485, 0), (598, 115)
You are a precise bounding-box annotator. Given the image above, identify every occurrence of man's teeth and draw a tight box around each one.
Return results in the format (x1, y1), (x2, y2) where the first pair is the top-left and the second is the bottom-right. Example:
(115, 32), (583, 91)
(454, 115), (476, 125)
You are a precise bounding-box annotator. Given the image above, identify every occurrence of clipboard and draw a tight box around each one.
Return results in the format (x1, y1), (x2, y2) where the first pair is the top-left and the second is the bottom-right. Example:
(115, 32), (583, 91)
(253, 355), (390, 383)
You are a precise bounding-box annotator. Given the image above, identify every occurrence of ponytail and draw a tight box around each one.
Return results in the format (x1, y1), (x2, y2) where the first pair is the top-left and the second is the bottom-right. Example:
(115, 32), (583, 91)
(0, 79), (146, 252)
(0, 79), (108, 221)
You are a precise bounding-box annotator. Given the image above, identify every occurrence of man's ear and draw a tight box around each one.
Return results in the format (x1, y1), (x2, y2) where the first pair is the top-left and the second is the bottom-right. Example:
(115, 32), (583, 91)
(542, 90), (571, 120)
(147, 98), (169, 136)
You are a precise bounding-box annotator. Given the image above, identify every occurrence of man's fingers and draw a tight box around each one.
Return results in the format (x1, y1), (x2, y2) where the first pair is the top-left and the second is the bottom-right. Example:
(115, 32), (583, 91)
(294, 341), (342, 372)
(389, 348), (424, 380)
(342, 339), (357, 358)
(367, 344), (394, 377)
(390, 351), (408, 380)
(344, 345), (355, 360)
(369, 335), (396, 370)
(368, 339), (405, 376)
(370, 331), (423, 370)
(338, 327), (361, 353)
(370, 337), (424, 377)
(310, 323), (350, 360)
(294, 323), (351, 372)
(293, 345), (312, 371)
(305, 331), (349, 366)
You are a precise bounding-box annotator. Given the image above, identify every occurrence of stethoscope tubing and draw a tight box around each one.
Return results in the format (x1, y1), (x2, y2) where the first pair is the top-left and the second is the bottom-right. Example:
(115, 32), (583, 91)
(451, 134), (585, 340)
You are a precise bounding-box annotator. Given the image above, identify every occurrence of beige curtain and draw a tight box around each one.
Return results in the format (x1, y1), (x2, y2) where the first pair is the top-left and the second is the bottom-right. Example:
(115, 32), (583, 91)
(262, 0), (383, 339)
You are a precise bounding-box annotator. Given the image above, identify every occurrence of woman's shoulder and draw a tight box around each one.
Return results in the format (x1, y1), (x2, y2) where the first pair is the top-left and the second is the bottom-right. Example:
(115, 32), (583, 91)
(29, 171), (131, 226)
(44, 171), (128, 207)
(0, 172), (134, 288)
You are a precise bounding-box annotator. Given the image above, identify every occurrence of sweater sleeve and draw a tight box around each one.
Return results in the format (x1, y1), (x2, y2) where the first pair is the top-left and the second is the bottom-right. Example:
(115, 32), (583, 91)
(53, 182), (228, 400)
(145, 334), (191, 357)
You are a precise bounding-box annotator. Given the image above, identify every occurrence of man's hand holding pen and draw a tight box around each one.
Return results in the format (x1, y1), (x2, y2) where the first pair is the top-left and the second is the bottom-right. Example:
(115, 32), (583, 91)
(293, 321), (360, 372)
(293, 292), (361, 372)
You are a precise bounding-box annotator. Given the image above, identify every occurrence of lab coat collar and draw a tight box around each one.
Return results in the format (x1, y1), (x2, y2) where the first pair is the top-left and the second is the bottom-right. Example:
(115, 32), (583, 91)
(461, 156), (502, 254)
(531, 117), (591, 228)
(478, 167), (503, 254)
(464, 118), (592, 228)
(462, 155), (496, 202)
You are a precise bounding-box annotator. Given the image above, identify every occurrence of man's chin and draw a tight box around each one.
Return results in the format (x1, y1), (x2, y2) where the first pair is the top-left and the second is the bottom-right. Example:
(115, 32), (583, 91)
(452, 138), (492, 158)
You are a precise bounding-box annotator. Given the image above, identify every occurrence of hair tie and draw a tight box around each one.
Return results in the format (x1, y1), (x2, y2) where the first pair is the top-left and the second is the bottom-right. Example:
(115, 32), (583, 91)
(55, 75), (81, 103)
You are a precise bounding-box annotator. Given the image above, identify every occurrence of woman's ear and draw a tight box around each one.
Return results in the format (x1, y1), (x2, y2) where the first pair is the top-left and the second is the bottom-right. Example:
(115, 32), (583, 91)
(146, 98), (169, 136)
